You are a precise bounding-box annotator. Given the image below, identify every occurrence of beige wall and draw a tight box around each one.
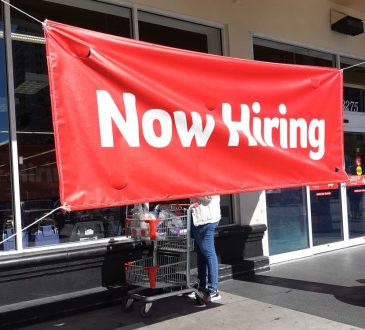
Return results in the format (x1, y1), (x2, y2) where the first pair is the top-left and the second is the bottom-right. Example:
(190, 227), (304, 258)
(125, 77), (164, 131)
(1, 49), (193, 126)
(121, 0), (365, 60)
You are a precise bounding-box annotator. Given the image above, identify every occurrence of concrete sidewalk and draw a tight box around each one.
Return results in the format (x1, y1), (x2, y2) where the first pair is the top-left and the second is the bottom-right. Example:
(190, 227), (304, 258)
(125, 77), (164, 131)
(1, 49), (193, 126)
(16, 244), (365, 330)
(16, 289), (361, 330)
(133, 292), (360, 330)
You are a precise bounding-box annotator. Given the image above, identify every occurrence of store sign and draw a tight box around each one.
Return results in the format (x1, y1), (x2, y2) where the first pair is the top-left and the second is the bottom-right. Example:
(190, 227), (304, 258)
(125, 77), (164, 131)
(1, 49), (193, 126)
(310, 183), (338, 197)
(310, 183), (338, 191)
(44, 20), (348, 211)
(347, 175), (365, 186)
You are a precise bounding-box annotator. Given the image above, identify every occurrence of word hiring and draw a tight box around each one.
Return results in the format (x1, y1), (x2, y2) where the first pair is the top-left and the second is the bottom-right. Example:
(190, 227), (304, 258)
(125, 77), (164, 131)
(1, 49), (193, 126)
(97, 91), (325, 161)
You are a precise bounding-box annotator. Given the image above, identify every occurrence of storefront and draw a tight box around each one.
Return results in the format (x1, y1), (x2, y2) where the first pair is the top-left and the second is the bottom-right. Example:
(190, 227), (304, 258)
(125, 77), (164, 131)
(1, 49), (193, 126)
(1, 0), (365, 325)
(253, 38), (365, 263)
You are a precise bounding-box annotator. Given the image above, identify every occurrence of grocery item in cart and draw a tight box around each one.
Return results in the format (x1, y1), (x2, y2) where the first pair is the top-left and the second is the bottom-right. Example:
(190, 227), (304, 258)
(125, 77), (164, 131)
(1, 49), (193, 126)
(157, 208), (186, 238)
(156, 209), (172, 239)
(129, 204), (158, 240)
(168, 216), (184, 235)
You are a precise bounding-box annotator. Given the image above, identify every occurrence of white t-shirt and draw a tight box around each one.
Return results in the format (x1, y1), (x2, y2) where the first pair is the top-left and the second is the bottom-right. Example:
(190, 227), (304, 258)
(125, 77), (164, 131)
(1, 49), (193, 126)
(190, 195), (221, 226)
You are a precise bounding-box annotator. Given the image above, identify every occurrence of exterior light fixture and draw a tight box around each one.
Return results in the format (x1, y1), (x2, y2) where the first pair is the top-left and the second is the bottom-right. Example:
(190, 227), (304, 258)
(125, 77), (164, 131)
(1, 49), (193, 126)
(331, 10), (364, 36)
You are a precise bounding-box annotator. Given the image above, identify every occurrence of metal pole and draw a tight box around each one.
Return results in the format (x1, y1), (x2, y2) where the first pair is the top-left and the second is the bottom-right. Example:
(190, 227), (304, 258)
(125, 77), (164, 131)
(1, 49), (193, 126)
(186, 206), (192, 287)
(3, 0), (23, 252)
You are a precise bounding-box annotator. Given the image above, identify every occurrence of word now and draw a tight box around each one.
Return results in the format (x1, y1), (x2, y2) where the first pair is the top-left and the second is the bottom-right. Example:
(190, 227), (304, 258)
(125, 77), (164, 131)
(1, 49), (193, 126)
(96, 91), (325, 160)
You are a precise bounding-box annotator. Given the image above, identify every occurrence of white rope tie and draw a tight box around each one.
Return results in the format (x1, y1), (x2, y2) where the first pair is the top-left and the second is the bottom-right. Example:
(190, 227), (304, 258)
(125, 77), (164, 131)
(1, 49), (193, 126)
(341, 61), (365, 71)
(0, 0), (44, 26)
(0, 205), (68, 246)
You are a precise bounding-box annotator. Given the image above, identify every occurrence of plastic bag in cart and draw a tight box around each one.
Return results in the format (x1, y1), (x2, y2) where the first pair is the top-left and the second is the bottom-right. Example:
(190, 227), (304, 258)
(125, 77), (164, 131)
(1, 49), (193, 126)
(129, 205), (158, 240)
(157, 209), (185, 237)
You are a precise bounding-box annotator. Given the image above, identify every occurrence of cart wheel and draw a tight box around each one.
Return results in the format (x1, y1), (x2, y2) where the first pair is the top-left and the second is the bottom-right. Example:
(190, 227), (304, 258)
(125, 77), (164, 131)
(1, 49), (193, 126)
(123, 298), (134, 312)
(139, 302), (153, 317)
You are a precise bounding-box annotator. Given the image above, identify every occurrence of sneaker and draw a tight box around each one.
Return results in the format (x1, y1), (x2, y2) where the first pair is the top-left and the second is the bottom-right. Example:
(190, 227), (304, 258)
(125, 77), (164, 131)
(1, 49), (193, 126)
(186, 287), (205, 299)
(186, 291), (197, 299)
(209, 290), (221, 302)
(185, 284), (203, 299)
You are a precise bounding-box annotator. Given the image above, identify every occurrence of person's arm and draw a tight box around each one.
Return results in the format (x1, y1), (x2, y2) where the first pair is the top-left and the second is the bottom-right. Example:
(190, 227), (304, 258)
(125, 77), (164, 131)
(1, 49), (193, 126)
(194, 196), (213, 206)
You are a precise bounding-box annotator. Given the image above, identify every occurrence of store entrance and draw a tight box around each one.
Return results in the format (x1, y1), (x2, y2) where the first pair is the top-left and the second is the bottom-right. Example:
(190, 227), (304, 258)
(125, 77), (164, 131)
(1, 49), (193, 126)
(254, 42), (365, 262)
(341, 60), (365, 243)
(308, 103), (365, 250)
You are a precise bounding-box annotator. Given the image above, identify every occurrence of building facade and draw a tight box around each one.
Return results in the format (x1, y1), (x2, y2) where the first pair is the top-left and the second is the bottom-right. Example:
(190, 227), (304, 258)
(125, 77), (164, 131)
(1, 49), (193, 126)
(1, 0), (365, 325)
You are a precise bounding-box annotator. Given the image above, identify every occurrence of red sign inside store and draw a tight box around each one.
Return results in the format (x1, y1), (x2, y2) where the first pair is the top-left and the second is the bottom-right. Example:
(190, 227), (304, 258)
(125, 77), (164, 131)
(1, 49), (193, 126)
(347, 175), (365, 187)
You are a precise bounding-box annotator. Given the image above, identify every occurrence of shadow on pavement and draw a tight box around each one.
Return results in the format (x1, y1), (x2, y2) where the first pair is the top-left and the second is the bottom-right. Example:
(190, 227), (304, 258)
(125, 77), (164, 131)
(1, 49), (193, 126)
(236, 274), (365, 308)
(15, 293), (222, 330)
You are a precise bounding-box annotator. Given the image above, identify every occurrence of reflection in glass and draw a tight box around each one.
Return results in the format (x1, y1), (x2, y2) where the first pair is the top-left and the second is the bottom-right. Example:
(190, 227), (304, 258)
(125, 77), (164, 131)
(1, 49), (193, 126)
(11, 0), (132, 248)
(253, 38), (335, 67)
(9, 0), (229, 249)
(266, 187), (309, 255)
(340, 57), (365, 87)
(11, 0), (132, 38)
(344, 132), (365, 238)
(310, 186), (343, 246)
(138, 11), (222, 55)
(347, 186), (365, 238)
(219, 194), (233, 225)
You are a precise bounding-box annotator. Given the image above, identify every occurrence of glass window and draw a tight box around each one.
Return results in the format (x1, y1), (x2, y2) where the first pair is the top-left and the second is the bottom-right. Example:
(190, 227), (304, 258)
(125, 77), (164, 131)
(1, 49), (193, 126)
(138, 11), (222, 55)
(343, 87), (365, 113)
(9, 0), (229, 249)
(253, 38), (335, 67)
(219, 194), (233, 225)
(340, 58), (365, 113)
(344, 132), (365, 238)
(266, 188), (309, 255)
(341, 57), (365, 239)
(11, 0), (132, 37)
(341, 58), (365, 113)
(341, 57), (365, 87)
(310, 185), (343, 246)
(10, 0), (132, 248)
(0, 5), (14, 252)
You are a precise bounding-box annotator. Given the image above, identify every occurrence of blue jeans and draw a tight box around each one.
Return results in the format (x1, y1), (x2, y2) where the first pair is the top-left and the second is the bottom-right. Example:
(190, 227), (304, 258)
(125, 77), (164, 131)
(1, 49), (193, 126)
(191, 221), (219, 292)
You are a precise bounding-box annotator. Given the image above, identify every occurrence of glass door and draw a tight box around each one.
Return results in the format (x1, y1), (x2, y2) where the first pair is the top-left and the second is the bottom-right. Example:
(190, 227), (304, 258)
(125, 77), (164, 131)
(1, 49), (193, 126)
(309, 184), (343, 246)
(344, 132), (365, 238)
(266, 187), (309, 255)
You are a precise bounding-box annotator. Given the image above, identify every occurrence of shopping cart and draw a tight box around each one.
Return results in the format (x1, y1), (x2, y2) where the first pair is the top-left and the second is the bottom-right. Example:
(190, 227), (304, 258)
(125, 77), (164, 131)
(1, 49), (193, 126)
(123, 204), (205, 317)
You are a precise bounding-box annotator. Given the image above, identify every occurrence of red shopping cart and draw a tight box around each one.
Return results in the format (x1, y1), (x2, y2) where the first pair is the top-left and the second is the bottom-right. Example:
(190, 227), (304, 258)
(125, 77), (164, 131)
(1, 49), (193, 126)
(123, 204), (205, 317)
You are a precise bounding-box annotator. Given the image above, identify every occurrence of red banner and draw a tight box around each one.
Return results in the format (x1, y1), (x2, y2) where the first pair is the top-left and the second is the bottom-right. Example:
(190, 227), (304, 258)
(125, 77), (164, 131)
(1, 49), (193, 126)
(44, 20), (348, 211)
